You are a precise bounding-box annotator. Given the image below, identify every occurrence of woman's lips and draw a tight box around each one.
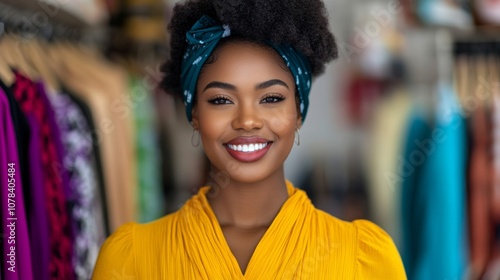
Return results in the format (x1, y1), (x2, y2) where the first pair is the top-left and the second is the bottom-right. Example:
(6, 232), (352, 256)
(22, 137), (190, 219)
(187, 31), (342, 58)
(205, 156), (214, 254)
(224, 137), (272, 162)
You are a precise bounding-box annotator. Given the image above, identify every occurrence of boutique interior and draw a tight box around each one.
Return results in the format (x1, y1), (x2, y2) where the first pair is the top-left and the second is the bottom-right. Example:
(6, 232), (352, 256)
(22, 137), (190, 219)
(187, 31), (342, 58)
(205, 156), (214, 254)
(0, 0), (499, 279)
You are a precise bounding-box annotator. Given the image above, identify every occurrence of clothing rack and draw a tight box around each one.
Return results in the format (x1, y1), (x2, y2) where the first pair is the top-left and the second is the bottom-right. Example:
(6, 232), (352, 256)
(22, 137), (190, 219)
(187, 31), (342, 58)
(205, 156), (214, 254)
(453, 40), (500, 56)
(0, 1), (108, 47)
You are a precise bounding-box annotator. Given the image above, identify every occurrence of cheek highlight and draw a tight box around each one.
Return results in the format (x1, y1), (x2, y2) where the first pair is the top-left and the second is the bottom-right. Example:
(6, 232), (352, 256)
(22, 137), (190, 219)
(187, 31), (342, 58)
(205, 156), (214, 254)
(265, 101), (300, 132)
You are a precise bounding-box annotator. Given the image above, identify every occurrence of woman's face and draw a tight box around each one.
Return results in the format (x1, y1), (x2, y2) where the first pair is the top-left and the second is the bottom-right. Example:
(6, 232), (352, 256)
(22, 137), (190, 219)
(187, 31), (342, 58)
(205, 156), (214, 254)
(192, 41), (301, 184)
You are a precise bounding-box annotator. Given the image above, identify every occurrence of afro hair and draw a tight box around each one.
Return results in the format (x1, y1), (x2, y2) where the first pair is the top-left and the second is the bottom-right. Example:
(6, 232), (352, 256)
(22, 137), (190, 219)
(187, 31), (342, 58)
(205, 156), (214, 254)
(160, 0), (338, 98)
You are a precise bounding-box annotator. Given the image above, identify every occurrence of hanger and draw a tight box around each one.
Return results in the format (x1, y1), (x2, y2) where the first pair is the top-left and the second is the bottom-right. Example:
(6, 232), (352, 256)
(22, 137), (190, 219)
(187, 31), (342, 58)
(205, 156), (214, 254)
(0, 34), (39, 79)
(51, 41), (108, 94)
(46, 41), (79, 91)
(0, 27), (14, 85)
(21, 38), (60, 93)
(0, 54), (14, 85)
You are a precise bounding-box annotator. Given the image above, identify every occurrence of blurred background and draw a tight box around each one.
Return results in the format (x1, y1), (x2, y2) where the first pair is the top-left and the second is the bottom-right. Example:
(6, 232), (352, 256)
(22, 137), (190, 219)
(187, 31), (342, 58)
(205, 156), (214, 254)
(1, 0), (500, 279)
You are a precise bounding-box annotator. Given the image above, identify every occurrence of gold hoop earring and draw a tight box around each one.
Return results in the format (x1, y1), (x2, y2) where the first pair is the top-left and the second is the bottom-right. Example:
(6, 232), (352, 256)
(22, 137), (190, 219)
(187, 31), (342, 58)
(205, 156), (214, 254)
(191, 129), (200, 147)
(295, 128), (300, 146)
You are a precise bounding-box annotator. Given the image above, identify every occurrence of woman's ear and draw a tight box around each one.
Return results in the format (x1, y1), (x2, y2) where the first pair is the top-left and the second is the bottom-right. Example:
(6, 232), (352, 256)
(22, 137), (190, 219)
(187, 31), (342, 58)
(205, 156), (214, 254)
(296, 111), (302, 130)
(294, 94), (302, 129)
(191, 104), (199, 129)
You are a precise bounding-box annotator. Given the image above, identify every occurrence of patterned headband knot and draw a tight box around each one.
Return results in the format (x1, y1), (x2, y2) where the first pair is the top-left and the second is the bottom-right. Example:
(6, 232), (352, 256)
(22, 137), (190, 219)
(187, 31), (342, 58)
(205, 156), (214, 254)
(181, 15), (312, 123)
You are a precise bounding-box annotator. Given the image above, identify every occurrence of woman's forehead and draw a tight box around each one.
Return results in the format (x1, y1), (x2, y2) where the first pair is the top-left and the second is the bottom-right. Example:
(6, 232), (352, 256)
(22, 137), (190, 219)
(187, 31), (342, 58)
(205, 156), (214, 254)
(199, 41), (292, 82)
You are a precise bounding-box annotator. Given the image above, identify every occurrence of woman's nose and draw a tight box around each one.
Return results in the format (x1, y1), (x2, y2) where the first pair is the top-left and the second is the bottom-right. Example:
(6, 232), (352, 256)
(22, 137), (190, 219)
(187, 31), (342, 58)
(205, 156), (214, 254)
(231, 103), (263, 131)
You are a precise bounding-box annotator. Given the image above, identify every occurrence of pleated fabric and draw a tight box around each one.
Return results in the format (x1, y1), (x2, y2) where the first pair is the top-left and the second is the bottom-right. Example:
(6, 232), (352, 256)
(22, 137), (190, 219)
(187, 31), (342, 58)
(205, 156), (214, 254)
(93, 181), (406, 279)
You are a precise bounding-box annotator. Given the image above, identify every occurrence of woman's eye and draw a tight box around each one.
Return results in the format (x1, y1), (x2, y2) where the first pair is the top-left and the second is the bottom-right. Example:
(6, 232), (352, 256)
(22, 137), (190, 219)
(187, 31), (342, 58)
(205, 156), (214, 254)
(208, 97), (233, 105)
(261, 95), (285, 103)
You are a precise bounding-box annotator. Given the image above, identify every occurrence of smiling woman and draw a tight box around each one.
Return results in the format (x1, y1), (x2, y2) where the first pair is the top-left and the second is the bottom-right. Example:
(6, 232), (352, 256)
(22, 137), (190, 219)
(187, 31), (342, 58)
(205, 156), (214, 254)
(92, 0), (407, 279)
(193, 41), (299, 185)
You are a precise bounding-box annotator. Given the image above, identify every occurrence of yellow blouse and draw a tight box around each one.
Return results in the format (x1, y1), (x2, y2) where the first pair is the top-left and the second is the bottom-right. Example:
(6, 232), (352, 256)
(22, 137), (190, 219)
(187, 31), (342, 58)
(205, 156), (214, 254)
(93, 181), (406, 279)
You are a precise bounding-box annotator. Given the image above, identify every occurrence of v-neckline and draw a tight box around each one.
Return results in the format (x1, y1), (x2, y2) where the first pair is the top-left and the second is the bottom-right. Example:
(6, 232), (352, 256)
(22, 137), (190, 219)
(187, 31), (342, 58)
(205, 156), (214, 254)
(200, 182), (296, 278)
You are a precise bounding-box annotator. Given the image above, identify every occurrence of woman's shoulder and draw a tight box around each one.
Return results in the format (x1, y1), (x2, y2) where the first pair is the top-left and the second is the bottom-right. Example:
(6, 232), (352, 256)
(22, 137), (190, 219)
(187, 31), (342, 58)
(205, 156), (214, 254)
(92, 213), (178, 279)
(92, 221), (137, 279)
(133, 212), (179, 237)
(350, 219), (395, 247)
(316, 211), (398, 251)
(347, 219), (407, 279)
(351, 219), (407, 278)
(315, 212), (407, 279)
(104, 212), (178, 241)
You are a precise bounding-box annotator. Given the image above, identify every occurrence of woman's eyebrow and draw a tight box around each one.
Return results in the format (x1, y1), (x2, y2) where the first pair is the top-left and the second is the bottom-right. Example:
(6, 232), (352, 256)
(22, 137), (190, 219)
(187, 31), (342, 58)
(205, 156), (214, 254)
(203, 81), (237, 92)
(255, 79), (289, 90)
(202, 79), (289, 93)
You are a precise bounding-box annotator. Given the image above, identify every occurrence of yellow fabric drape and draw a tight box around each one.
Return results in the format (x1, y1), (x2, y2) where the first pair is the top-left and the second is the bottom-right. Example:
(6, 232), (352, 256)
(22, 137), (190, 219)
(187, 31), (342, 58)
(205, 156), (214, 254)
(93, 181), (406, 279)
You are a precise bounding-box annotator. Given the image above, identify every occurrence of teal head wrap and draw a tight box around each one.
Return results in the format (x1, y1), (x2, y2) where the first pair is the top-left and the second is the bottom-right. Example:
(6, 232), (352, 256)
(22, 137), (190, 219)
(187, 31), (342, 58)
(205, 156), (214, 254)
(181, 15), (312, 122)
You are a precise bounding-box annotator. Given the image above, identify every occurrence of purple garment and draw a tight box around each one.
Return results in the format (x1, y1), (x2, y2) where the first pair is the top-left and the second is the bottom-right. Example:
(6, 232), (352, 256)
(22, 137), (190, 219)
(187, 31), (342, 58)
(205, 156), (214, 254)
(12, 72), (73, 279)
(36, 83), (73, 217)
(35, 83), (75, 279)
(0, 88), (33, 280)
(50, 93), (106, 279)
(26, 115), (49, 280)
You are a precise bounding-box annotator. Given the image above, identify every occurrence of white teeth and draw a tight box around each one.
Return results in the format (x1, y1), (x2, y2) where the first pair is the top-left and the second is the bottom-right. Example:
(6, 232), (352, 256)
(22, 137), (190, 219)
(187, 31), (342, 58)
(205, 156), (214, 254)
(227, 143), (268, 153)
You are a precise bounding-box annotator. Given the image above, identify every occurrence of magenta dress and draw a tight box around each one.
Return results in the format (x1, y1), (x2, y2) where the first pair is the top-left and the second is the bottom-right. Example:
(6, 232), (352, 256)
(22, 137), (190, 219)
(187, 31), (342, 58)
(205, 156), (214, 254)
(0, 87), (33, 280)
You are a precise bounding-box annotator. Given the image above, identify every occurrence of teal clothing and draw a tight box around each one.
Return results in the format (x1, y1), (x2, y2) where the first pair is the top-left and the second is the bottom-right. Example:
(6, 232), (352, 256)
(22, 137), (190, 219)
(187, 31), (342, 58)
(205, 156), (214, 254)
(400, 85), (468, 279)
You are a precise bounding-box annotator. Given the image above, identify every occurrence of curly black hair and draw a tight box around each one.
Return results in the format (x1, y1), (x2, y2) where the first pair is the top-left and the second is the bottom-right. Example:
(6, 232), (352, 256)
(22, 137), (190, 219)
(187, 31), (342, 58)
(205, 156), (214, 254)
(160, 0), (338, 98)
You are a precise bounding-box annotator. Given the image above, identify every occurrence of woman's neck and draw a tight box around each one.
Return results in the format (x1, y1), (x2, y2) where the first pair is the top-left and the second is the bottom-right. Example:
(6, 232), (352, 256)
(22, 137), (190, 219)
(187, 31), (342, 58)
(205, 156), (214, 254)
(206, 169), (289, 229)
